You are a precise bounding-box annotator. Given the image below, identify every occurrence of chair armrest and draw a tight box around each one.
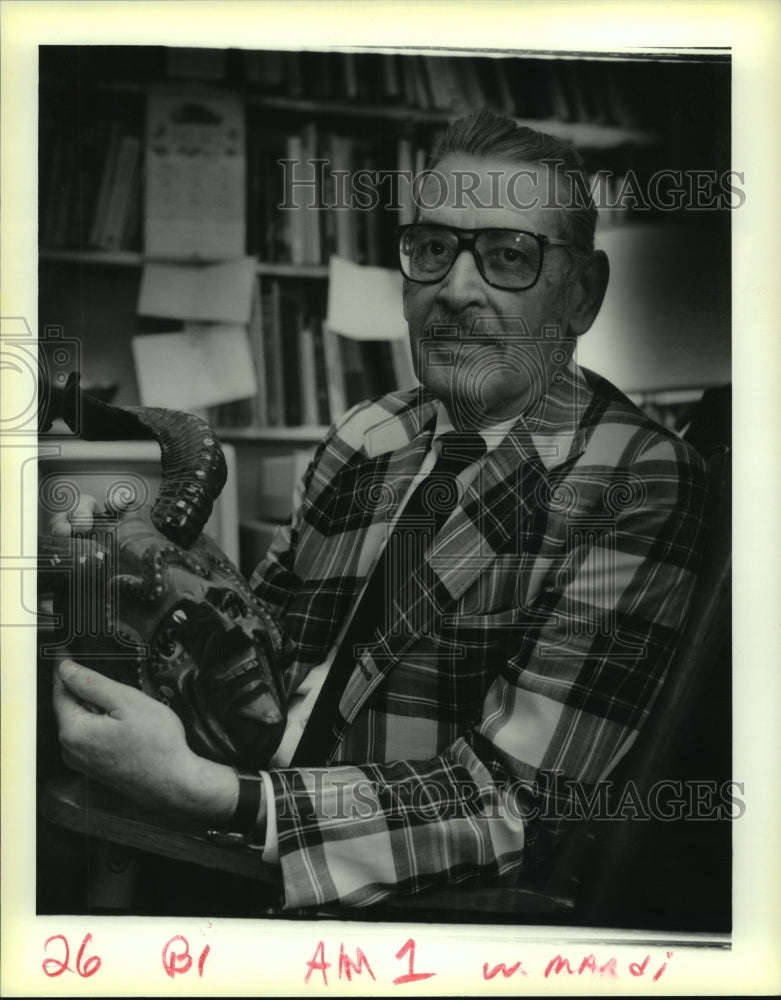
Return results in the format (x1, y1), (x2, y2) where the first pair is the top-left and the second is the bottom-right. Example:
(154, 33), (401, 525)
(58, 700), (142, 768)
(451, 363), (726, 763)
(39, 773), (580, 920)
(38, 772), (281, 887)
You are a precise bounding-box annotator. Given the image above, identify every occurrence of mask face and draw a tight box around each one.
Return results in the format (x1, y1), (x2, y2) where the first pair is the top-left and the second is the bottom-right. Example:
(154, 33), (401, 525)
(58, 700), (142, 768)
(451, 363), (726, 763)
(38, 375), (289, 770)
(42, 508), (288, 770)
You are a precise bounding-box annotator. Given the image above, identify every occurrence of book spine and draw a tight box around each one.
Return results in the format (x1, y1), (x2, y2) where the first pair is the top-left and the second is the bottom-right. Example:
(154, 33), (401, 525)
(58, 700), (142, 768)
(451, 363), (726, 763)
(397, 137), (415, 225)
(301, 121), (322, 264)
(262, 280), (285, 426)
(89, 122), (121, 248)
(339, 335), (369, 409)
(248, 278), (269, 426)
(101, 134), (141, 251)
(285, 132), (307, 265)
(279, 288), (302, 426)
(297, 321), (320, 427)
(321, 324), (347, 422)
(330, 134), (358, 260)
(310, 319), (332, 426)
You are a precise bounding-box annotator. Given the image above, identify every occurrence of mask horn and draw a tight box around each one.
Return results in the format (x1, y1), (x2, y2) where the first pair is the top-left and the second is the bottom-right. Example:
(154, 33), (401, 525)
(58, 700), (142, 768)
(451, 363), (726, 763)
(41, 372), (227, 548)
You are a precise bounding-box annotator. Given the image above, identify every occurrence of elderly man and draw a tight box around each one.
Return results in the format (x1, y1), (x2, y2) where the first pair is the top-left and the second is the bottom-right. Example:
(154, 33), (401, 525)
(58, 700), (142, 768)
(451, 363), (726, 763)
(53, 110), (709, 911)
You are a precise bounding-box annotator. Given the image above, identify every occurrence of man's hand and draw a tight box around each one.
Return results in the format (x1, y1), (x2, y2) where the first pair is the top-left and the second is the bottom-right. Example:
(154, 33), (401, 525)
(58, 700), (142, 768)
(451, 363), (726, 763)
(53, 659), (239, 828)
(49, 494), (103, 536)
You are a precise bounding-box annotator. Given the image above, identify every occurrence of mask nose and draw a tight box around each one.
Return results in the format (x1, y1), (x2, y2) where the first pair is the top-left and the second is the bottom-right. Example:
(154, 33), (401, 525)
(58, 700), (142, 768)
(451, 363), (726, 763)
(237, 690), (284, 724)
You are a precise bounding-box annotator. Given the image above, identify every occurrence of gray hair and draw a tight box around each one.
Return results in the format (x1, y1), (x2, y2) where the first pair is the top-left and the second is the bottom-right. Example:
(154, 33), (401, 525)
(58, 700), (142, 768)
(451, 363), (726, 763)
(430, 109), (598, 254)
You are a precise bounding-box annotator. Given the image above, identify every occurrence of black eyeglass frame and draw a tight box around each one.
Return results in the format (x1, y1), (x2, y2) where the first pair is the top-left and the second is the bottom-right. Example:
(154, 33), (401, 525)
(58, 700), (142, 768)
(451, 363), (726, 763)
(396, 222), (576, 292)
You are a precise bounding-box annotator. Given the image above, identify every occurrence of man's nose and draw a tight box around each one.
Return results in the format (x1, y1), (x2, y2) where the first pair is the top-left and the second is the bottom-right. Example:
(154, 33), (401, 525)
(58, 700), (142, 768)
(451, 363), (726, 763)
(435, 249), (488, 312)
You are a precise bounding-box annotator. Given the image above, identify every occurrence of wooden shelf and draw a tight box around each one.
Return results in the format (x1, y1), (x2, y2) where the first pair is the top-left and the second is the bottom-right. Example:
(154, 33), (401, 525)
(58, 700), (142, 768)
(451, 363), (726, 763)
(41, 75), (658, 150)
(39, 249), (329, 279)
(249, 95), (658, 147)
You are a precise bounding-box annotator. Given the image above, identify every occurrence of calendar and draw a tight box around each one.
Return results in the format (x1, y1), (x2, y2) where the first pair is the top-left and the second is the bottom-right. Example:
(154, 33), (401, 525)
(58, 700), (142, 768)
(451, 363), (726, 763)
(144, 85), (246, 258)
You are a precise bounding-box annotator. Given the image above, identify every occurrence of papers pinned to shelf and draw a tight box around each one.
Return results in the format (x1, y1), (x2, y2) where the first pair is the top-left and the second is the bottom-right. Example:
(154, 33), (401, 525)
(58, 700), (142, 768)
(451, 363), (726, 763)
(326, 256), (407, 341)
(138, 257), (257, 325)
(131, 324), (257, 410)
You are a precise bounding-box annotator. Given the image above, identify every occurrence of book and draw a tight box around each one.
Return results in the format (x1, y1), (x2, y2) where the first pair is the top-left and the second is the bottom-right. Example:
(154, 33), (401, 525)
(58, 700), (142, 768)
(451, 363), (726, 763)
(380, 53), (402, 101)
(301, 121), (322, 264)
(99, 133), (142, 251)
(329, 134), (359, 260)
(297, 321), (320, 427)
(261, 280), (285, 427)
(355, 148), (381, 265)
(244, 48), (286, 90)
(423, 56), (452, 110)
(310, 318), (332, 426)
(397, 137), (415, 226)
(63, 116), (113, 249)
(342, 52), (359, 100)
(279, 286), (303, 426)
(247, 278), (269, 426)
(285, 131), (307, 265)
(88, 122), (121, 248)
(321, 324), (348, 422)
(339, 334), (369, 408)
(256, 127), (289, 262)
(40, 125), (79, 249)
(166, 48), (226, 80)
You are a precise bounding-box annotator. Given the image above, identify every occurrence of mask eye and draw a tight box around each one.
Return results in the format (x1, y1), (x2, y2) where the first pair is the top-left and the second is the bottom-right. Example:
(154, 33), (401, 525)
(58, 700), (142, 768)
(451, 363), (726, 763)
(155, 630), (184, 662)
(152, 612), (186, 663)
(222, 594), (247, 621)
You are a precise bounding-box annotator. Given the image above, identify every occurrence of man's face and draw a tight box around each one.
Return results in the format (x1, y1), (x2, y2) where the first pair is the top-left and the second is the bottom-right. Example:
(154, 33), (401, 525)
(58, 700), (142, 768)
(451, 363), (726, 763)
(402, 154), (579, 429)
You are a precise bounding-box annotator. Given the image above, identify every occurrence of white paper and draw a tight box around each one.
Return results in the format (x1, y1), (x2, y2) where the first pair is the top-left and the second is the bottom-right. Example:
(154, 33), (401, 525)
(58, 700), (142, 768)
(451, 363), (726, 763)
(144, 86), (245, 258)
(131, 324), (257, 409)
(137, 257), (257, 324)
(326, 255), (407, 341)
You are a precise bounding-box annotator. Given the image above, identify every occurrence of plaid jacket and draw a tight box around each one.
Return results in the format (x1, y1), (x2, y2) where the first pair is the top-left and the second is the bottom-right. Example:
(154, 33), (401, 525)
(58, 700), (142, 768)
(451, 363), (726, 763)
(249, 364), (710, 909)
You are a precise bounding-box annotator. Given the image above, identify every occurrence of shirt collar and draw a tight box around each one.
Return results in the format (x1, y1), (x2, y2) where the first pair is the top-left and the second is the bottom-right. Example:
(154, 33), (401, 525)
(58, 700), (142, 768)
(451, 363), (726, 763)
(432, 401), (519, 455)
(432, 357), (593, 468)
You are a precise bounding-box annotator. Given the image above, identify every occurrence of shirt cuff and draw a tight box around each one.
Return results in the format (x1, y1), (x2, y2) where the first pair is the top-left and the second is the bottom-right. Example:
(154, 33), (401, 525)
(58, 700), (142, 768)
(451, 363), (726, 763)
(259, 770), (279, 864)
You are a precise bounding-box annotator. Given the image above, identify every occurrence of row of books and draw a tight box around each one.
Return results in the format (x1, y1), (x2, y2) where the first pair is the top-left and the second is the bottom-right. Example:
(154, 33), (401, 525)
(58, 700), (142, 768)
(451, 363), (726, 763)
(41, 111), (639, 260)
(39, 49), (658, 256)
(247, 123), (435, 266)
(40, 117), (144, 252)
(39, 114), (429, 259)
(41, 45), (670, 132)
(243, 50), (650, 129)
(208, 277), (417, 431)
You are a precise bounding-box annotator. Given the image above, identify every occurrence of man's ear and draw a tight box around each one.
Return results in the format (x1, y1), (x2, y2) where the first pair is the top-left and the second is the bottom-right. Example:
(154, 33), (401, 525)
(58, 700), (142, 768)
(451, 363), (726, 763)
(569, 250), (609, 337)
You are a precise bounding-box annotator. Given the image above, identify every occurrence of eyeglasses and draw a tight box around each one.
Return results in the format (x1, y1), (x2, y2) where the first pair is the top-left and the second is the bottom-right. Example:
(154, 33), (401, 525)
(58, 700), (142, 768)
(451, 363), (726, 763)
(396, 223), (575, 292)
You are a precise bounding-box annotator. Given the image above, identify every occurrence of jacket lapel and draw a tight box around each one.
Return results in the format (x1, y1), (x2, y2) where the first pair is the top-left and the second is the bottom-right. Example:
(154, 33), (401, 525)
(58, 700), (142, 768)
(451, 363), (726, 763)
(324, 368), (597, 745)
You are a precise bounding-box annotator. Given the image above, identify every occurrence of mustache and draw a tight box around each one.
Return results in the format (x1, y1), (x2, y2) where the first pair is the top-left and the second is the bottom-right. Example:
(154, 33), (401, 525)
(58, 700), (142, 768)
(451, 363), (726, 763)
(425, 310), (537, 341)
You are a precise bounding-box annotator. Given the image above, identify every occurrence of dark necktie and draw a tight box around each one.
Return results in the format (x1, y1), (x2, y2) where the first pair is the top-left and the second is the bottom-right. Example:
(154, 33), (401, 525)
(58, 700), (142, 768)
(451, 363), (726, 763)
(291, 430), (486, 766)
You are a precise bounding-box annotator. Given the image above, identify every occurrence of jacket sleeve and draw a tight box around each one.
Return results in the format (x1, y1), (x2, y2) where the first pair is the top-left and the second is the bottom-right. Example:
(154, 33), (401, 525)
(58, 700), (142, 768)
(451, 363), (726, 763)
(257, 433), (711, 910)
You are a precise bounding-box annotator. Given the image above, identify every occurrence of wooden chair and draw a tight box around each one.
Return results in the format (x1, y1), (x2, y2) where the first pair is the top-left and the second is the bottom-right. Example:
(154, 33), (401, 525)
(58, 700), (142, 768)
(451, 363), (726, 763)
(38, 446), (731, 925)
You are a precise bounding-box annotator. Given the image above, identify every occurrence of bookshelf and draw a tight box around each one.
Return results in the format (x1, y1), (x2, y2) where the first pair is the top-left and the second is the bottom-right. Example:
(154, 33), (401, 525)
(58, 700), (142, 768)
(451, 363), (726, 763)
(39, 46), (730, 573)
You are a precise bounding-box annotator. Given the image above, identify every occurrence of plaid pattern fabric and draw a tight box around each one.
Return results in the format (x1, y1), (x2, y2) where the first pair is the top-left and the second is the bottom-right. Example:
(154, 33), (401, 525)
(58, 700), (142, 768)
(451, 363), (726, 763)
(250, 364), (710, 909)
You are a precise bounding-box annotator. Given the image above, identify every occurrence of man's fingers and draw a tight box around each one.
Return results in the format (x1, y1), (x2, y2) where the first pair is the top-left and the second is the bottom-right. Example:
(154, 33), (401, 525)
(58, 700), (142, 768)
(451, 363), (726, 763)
(55, 659), (129, 715)
(49, 494), (103, 536)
